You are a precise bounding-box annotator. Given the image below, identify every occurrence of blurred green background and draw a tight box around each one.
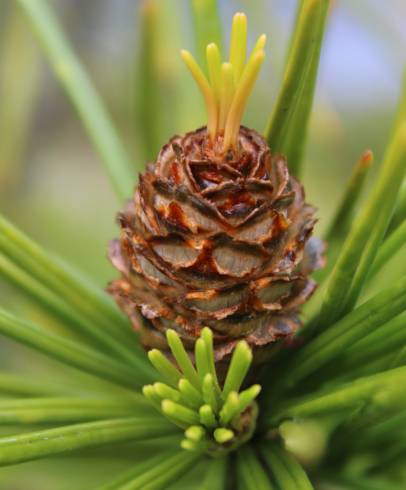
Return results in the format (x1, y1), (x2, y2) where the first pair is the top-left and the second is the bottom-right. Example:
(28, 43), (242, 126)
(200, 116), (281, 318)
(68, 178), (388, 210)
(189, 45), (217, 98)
(0, 0), (405, 488)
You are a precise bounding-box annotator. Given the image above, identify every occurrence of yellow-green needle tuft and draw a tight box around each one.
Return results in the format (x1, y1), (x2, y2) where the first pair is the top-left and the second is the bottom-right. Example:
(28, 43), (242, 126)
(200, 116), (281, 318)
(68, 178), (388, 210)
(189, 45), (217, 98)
(181, 12), (266, 151)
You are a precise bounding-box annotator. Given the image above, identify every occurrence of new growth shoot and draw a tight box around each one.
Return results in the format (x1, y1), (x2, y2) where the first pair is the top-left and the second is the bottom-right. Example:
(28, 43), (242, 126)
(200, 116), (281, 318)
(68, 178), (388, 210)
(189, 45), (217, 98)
(181, 13), (266, 151)
(143, 327), (261, 454)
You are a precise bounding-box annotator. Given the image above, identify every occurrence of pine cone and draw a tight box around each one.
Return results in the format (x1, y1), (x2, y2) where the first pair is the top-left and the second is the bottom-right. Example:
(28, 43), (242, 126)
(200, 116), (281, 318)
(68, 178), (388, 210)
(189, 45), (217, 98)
(108, 14), (324, 369)
(108, 126), (324, 365)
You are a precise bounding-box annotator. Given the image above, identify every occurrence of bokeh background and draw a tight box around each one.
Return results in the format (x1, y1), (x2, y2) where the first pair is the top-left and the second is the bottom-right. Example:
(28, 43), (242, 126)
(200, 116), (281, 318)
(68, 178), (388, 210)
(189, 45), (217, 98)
(0, 0), (405, 488)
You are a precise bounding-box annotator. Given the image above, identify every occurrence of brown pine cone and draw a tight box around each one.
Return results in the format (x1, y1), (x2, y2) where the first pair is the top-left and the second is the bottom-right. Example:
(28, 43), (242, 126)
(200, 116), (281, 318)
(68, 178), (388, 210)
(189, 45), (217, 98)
(108, 126), (324, 366)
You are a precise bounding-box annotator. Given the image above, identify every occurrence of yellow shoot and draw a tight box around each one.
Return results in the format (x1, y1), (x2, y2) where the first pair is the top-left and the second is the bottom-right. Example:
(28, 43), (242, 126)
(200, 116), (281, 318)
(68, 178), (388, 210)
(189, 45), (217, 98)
(181, 49), (218, 140)
(219, 63), (235, 132)
(253, 34), (267, 56)
(181, 13), (266, 150)
(206, 43), (222, 102)
(224, 50), (265, 150)
(229, 13), (247, 83)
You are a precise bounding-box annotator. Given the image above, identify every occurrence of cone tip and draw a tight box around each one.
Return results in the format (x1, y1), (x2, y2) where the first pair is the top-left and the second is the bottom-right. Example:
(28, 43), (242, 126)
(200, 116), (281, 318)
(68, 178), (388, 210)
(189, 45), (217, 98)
(361, 149), (373, 166)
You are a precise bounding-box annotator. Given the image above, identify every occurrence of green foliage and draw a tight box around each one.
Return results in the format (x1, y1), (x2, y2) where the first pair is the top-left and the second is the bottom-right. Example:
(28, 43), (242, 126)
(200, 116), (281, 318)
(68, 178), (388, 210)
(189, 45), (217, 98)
(0, 4), (39, 191)
(0, 1), (405, 489)
(237, 446), (274, 489)
(190, 0), (223, 66)
(261, 444), (314, 489)
(317, 86), (406, 328)
(0, 307), (151, 390)
(136, 1), (163, 162)
(99, 450), (200, 490)
(265, 0), (330, 176)
(325, 150), (374, 241)
(0, 417), (175, 466)
(16, 0), (135, 201)
(0, 397), (147, 425)
(269, 366), (406, 424)
(369, 219), (406, 279)
(275, 275), (406, 390)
